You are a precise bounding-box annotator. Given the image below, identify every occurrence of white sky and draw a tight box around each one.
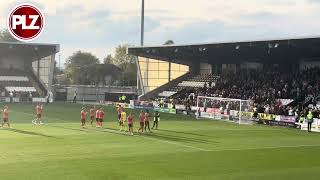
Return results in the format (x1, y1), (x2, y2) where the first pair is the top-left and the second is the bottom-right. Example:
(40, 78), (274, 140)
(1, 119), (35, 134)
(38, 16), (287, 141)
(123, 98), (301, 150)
(1, 0), (320, 67)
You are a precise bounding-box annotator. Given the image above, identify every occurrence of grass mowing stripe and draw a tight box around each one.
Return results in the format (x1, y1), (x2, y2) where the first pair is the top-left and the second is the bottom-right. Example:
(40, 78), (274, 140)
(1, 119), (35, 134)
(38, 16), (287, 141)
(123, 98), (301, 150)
(12, 110), (320, 153)
(2, 103), (320, 180)
(12, 110), (213, 152)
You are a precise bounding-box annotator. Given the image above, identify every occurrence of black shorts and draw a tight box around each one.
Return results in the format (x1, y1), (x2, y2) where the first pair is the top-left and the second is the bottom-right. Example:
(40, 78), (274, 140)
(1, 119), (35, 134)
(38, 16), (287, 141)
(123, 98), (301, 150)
(37, 114), (42, 118)
(145, 121), (149, 125)
(81, 118), (86, 123)
(96, 118), (99, 121)
(140, 122), (144, 127)
(90, 116), (94, 120)
(118, 114), (121, 120)
(99, 118), (103, 122)
(128, 124), (133, 128)
(3, 118), (8, 122)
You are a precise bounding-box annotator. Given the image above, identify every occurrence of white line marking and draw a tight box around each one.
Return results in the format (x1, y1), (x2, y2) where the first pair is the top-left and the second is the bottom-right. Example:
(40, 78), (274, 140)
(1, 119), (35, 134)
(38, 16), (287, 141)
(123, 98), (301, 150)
(207, 144), (320, 152)
(103, 128), (212, 151)
(139, 134), (212, 152)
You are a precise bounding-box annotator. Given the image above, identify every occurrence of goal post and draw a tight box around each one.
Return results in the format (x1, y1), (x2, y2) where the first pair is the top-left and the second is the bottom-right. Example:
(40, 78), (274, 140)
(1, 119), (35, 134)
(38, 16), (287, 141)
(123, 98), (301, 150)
(196, 96), (254, 124)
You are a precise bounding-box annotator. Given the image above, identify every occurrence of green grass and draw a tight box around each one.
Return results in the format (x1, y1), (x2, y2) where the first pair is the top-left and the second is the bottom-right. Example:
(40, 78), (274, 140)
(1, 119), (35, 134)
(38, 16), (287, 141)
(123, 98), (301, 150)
(0, 102), (320, 180)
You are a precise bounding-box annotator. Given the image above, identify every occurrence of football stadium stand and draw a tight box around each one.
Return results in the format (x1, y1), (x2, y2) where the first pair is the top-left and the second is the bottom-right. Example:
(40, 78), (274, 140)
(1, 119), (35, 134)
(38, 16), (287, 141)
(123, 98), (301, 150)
(0, 42), (59, 102)
(128, 36), (320, 117)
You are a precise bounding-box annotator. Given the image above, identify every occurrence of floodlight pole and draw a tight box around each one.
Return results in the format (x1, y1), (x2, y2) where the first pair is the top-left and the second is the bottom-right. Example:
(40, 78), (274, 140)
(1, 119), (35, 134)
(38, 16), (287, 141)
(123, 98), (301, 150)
(136, 0), (145, 96)
(239, 99), (242, 125)
(141, 0), (144, 46)
(59, 54), (61, 70)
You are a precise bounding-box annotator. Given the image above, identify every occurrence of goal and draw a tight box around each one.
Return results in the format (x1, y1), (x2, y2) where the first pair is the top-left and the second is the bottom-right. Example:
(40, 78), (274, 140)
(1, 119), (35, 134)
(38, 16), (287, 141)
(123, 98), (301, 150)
(196, 96), (254, 124)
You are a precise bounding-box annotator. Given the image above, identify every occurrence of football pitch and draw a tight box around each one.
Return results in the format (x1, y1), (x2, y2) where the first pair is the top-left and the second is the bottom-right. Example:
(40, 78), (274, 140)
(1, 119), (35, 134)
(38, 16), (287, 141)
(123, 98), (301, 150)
(0, 103), (320, 180)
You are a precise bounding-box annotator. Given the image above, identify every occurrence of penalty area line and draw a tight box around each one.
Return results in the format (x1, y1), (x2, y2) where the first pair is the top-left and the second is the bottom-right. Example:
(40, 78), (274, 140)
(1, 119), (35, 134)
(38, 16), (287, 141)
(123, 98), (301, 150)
(206, 144), (320, 153)
(139, 134), (213, 152)
(96, 128), (213, 152)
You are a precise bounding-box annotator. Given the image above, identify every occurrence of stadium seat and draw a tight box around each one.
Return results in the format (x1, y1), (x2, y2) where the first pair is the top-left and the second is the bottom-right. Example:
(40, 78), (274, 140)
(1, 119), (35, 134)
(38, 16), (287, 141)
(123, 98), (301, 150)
(0, 68), (39, 97)
(5, 86), (37, 92)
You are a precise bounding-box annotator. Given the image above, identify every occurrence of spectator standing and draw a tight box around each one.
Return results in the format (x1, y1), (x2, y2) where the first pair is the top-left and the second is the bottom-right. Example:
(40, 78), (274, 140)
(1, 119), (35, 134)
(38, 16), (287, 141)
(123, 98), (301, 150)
(73, 91), (77, 103)
(28, 92), (33, 103)
(9, 91), (13, 103)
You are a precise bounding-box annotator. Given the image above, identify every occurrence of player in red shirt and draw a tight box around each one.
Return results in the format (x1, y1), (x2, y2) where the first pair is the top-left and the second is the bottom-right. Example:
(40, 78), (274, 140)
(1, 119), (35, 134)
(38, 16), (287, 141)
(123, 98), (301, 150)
(1, 105), (10, 128)
(144, 110), (152, 133)
(95, 108), (100, 128)
(138, 110), (145, 134)
(98, 107), (105, 127)
(80, 107), (87, 128)
(127, 112), (134, 136)
(33, 103), (44, 125)
(89, 106), (95, 125)
(117, 105), (122, 125)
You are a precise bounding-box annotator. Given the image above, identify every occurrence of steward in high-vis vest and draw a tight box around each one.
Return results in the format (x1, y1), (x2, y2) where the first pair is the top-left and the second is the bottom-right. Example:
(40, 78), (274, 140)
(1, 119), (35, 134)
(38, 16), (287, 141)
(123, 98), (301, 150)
(299, 115), (305, 124)
(307, 111), (313, 132)
(121, 95), (126, 103)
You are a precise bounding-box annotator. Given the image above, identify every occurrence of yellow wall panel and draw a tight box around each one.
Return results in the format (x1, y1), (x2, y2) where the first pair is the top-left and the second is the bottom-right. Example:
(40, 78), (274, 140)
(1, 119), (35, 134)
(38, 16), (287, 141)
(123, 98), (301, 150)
(138, 56), (189, 93)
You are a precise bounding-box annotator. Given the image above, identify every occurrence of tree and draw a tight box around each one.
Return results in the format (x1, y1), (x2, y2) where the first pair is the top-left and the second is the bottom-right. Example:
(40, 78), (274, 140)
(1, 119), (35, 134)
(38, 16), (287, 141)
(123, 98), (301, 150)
(53, 61), (65, 84)
(163, 40), (174, 45)
(52, 61), (59, 84)
(0, 29), (19, 42)
(113, 45), (136, 68)
(103, 45), (137, 86)
(103, 54), (113, 64)
(113, 45), (137, 86)
(65, 51), (99, 84)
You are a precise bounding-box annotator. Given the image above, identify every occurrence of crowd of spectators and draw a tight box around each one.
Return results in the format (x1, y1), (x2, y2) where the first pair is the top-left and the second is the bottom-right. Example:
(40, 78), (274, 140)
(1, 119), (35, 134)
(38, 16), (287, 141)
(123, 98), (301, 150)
(172, 67), (320, 116)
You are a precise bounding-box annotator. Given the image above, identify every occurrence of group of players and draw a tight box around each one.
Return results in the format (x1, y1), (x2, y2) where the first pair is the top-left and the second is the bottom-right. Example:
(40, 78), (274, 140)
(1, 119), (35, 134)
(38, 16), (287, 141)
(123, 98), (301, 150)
(81, 106), (105, 127)
(80, 105), (160, 135)
(117, 105), (161, 135)
(0, 103), (44, 128)
(0, 103), (161, 136)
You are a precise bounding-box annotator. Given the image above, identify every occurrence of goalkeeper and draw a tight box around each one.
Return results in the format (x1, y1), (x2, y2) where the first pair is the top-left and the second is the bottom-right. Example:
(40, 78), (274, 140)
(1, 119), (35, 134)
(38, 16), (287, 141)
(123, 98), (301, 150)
(152, 111), (160, 129)
(120, 110), (127, 132)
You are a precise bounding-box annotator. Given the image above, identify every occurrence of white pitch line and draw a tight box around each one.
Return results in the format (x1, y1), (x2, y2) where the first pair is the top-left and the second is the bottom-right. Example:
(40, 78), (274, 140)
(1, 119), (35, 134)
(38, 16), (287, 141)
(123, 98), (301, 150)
(84, 127), (213, 152)
(102, 128), (212, 152)
(138, 134), (212, 152)
(206, 144), (320, 152)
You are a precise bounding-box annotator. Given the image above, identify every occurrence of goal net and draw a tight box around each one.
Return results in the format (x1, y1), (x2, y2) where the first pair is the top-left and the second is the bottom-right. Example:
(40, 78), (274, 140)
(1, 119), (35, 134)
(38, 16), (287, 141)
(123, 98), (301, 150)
(196, 96), (254, 124)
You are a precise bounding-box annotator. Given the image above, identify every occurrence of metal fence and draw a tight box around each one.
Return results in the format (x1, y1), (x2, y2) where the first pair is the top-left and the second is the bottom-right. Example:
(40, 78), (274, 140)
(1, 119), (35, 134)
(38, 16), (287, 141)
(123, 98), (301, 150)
(53, 85), (137, 102)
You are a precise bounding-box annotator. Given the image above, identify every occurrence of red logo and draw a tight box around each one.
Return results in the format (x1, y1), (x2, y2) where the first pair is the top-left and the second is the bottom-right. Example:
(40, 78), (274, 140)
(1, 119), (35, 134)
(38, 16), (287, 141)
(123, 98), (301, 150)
(7, 3), (45, 42)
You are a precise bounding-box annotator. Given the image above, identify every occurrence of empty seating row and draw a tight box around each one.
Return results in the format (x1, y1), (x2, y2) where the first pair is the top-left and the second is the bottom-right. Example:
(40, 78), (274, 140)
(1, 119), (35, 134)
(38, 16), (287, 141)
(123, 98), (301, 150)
(158, 91), (177, 97)
(156, 74), (220, 99)
(188, 74), (219, 82)
(0, 76), (29, 81)
(0, 68), (26, 76)
(5, 86), (37, 92)
(0, 81), (33, 87)
(178, 81), (206, 88)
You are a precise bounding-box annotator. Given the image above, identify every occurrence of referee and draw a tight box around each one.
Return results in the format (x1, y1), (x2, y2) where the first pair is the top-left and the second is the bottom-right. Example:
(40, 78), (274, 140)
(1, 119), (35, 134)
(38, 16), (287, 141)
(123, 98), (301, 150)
(152, 111), (160, 130)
